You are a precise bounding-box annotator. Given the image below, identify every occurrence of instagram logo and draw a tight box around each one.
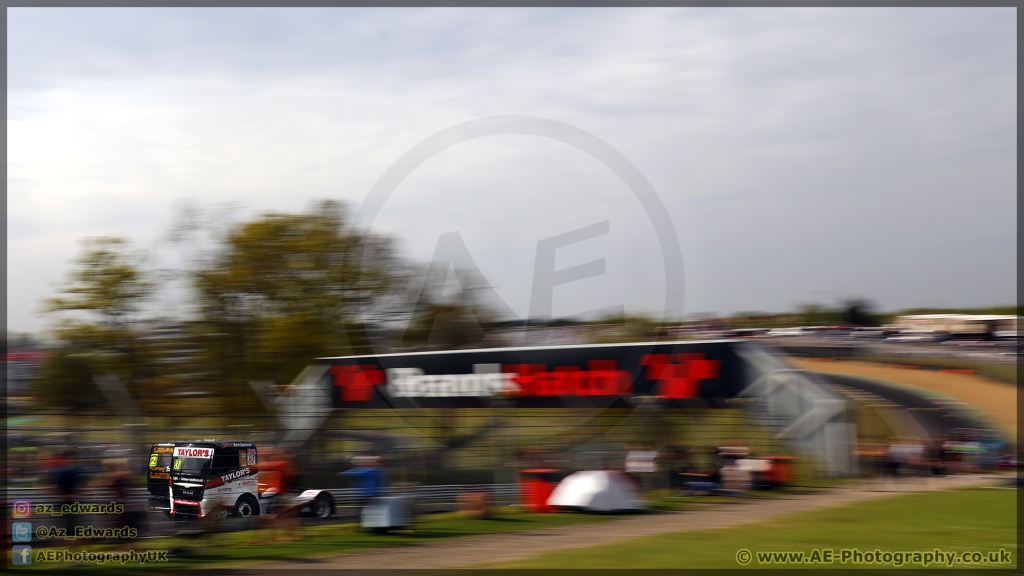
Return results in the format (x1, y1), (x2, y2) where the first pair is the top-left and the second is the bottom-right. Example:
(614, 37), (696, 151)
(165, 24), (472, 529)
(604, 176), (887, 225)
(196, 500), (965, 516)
(12, 499), (32, 518)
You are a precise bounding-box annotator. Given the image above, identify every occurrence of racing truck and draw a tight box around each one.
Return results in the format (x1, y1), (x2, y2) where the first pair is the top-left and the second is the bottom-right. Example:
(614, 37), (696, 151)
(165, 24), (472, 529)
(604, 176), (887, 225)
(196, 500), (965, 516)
(147, 440), (184, 514)
(150, 440), (335, 520)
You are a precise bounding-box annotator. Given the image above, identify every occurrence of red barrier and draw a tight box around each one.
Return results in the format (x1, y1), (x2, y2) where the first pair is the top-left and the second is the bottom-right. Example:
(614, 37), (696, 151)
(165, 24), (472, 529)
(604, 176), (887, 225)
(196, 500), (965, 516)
(518, 469), (564, 513)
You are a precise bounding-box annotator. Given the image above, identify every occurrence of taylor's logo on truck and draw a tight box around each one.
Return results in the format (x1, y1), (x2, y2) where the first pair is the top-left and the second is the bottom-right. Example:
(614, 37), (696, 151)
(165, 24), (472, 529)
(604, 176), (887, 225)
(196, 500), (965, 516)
(174, 447), (212, 458)
(222, 467), (251, 483)
(205, 466), (257, 489)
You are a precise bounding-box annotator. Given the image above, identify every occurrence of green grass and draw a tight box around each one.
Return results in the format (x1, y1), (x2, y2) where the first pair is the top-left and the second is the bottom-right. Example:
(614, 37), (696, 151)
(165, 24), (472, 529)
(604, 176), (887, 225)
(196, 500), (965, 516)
(643, 479), (857, 512)
(13, 487), (1015, 572)
(857, 355), (1018, 386)
(475, 487), (1018, 569)
(8, 507), (613, 572)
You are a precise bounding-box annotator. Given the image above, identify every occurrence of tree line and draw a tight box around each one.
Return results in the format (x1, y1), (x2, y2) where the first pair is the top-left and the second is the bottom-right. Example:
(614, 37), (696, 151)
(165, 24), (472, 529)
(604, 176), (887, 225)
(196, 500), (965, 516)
(35, 200), (495, 415)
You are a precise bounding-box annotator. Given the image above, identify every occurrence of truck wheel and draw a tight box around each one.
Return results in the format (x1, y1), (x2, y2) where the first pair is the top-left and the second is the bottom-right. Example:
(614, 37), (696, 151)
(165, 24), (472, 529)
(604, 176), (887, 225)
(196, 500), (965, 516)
(235, 496), (258, 518)
(312, 494), (333, 518)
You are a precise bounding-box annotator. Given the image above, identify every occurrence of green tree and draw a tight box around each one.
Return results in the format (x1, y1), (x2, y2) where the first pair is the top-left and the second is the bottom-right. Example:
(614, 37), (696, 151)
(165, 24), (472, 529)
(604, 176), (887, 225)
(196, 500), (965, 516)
(796, 303), (842, 326)
(42, 237), (154, 407)
(36, 349), (104, 412)
(399, 261), (508, 350)
(403, 302), (486, 349)
(44, 237), (152, 330)
(841, 298), (878, 327)
(189, 200), (405, 407)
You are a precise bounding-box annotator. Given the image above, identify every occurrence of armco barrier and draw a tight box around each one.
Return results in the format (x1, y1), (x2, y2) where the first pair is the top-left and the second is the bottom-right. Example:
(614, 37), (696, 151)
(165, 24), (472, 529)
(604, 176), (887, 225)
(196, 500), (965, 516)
(6, 484), (521, 508)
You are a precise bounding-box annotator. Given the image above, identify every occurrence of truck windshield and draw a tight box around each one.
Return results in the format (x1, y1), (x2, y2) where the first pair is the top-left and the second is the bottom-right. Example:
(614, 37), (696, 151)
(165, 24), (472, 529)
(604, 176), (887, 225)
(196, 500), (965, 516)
(173, 457), (211, 475)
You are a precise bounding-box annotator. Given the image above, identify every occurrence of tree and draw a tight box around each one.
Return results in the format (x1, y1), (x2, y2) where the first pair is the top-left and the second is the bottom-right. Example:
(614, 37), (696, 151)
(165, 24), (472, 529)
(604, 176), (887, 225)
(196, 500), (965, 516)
(796, 303), (841, 326)
(841, 299), (878, 327)
(42, 237), (154, 406)
(6, 331), (42, 351)
(36, 349), (104, 412)
(44, 237), (152, 330)
(189, 200), (406, 404)
(399, 262), (507, 350)
(403, 302), (486, 349)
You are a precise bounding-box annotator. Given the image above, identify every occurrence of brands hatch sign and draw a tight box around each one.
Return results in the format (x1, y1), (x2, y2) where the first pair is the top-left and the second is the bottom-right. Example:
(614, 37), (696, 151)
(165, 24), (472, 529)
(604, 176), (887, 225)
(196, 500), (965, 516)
(323, 340), (741, 409)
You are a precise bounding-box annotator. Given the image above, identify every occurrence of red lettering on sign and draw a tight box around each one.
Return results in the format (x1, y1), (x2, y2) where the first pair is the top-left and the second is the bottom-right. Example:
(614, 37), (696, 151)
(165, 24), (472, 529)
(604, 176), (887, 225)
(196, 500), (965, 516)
(331, 365), (384, 402)
(503, 362), (632, 397)
(688, 359), (720, 380)
(640, 353), (719, 399)
(551, 366), (578, 396)
(505, 364), (542, 396)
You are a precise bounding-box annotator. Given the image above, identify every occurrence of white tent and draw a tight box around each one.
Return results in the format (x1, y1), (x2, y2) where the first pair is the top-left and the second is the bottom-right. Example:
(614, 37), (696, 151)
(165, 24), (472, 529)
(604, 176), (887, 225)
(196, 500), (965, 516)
(546, 471), (645, 512)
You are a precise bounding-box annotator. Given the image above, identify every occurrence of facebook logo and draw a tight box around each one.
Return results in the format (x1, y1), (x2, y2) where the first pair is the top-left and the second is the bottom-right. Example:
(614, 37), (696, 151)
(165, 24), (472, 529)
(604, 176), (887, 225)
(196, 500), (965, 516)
(12, 545), (32, 565)
(12, 522), (32, 542)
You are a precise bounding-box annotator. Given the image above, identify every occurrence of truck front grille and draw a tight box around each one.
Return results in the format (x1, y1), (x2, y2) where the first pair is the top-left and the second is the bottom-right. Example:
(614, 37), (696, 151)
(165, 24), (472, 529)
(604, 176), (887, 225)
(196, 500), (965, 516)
(172, 486), (204, 501)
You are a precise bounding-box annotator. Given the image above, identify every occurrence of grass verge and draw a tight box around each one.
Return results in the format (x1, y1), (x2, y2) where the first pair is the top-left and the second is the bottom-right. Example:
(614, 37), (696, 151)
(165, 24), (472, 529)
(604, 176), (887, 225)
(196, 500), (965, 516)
(473, 487), (1017, 569)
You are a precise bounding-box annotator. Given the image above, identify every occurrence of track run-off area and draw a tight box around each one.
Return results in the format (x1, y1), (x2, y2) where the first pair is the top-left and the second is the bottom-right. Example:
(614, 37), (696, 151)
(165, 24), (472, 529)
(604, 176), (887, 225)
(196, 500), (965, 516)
(793, 358), (1017, 439)
(237, 475), (1009, 572)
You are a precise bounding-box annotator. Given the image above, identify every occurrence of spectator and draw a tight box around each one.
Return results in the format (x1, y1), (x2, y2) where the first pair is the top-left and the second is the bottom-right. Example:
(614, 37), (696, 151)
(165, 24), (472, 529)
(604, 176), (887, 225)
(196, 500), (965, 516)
(52, 450), (82, 532)
(341, 455), (386, 502)
(105, 458), (143, 541)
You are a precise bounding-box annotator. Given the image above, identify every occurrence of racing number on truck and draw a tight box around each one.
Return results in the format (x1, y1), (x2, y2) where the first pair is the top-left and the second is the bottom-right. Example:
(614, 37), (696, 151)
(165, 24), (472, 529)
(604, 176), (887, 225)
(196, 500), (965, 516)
(149, 454), (159, 468)
(173, 459), (182, 471)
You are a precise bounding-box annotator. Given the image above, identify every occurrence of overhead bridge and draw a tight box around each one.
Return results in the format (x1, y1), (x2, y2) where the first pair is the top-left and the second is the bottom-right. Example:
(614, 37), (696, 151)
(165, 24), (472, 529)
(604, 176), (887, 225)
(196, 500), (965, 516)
(263, 340), (855, 476)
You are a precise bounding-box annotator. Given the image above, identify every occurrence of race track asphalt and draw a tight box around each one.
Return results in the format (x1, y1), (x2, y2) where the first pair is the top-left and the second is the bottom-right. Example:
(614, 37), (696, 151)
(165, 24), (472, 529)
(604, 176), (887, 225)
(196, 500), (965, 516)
(815, 372), (988, 440)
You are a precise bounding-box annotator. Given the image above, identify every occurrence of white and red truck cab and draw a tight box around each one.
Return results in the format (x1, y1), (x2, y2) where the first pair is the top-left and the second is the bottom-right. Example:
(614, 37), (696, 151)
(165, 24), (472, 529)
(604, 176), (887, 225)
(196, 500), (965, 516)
(159, 439), (334, 520)
(167, 440), (260, 519)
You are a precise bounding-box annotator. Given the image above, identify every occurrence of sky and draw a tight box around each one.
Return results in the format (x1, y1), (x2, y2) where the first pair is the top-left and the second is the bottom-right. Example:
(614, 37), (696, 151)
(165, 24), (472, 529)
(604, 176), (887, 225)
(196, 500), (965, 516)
(7, 7), (1017, 334)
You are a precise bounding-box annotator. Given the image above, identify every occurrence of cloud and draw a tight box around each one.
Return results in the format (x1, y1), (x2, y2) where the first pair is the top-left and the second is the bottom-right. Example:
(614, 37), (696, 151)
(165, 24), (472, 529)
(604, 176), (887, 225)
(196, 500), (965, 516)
(7, 7), (1016, 333)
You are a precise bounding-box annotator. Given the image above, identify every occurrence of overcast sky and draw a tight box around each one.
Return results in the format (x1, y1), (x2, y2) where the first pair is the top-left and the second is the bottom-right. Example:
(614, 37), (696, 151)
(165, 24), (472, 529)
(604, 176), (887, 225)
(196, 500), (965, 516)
(7, 7), (1017, 334)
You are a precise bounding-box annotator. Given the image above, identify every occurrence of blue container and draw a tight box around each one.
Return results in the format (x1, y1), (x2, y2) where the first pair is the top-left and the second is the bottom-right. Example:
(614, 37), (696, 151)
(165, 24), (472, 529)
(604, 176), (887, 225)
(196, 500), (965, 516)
(341, 467), (384, 498)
